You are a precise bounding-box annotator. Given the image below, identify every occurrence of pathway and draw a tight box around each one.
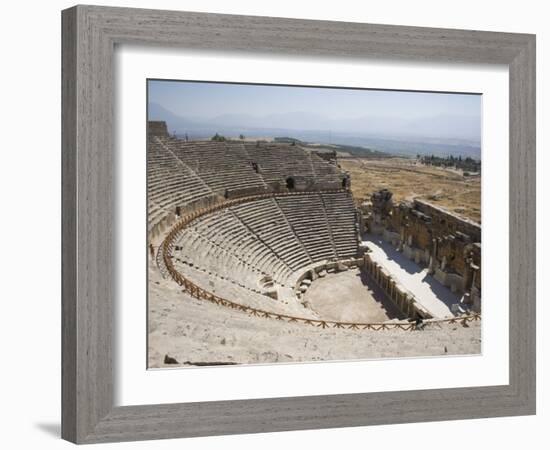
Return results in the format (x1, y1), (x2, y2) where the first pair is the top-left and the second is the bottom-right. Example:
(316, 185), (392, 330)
(363, 234), (460, 318)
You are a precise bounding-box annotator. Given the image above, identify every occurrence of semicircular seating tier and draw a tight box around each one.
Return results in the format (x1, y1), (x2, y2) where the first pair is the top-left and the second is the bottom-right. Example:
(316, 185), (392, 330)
(147, 135), (348, 236)
(148, 133), (360, 316)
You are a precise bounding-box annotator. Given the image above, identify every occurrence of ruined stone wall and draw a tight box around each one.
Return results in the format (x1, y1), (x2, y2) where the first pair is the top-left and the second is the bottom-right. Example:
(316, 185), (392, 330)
(367, 190), (481, 311)
(413, 200), (481, 242)
(311, 149), (337, 165)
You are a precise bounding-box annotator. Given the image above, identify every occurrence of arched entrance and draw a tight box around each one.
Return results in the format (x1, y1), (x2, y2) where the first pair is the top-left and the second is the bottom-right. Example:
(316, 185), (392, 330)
(286, 177), (295, 190)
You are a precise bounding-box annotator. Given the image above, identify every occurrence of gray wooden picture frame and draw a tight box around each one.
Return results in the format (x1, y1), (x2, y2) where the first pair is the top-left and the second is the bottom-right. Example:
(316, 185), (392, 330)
(61, 4), (536, 444)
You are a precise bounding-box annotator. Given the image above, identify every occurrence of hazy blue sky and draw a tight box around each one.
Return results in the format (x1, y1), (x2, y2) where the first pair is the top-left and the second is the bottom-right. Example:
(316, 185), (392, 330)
(148, 80), (480, 121)
(148, 80), (481, 145)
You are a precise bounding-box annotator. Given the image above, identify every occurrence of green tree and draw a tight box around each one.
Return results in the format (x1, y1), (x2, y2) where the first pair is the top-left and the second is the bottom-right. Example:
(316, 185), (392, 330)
(211, 133), (226, 142)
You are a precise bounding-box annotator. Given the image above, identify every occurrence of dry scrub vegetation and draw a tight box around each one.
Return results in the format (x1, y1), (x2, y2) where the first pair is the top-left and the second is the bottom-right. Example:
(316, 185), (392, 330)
(340, 157), (481, 223)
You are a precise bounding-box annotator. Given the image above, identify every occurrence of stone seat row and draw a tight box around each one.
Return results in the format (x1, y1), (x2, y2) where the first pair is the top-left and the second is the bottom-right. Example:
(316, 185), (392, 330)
(275, 195), (336, 260)
(174, 232), (265, 292)
(230, 199), (312, 271)
(184, 210), (294, 284)
(321, 192), (360, 258)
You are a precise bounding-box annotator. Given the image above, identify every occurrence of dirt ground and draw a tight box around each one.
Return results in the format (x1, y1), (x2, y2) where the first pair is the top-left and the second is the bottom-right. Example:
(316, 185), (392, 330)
(148, 263), (481, 368)
(305, 269), (403, 322)
(340, 158), (481, 223)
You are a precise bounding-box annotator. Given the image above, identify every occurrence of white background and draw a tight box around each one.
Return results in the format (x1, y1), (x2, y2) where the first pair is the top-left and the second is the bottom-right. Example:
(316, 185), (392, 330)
(0, 1), (547, 449)
(116, 48), (509, 405)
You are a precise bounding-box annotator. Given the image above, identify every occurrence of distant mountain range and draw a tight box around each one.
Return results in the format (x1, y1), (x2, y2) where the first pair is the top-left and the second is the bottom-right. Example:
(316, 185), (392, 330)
(148, 102), (481, 159)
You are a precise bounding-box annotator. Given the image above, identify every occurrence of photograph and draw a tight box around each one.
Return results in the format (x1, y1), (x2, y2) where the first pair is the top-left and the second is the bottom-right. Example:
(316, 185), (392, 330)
(147, 80), (482, 368)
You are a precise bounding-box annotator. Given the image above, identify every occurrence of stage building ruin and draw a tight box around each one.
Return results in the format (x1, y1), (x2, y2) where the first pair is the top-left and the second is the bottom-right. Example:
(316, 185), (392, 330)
(362, 189), (481, 313)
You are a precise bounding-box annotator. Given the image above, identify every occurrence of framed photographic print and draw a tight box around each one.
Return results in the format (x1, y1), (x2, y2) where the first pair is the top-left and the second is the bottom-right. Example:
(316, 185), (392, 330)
(62, 5), (536, 444)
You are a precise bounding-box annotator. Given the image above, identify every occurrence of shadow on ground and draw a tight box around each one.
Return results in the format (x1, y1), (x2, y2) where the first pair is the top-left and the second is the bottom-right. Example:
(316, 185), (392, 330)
(35, 423), (60, 438)
(356, 270), (405, 320)
(366, 235), (423, 275)
(363, 233), (460, 316)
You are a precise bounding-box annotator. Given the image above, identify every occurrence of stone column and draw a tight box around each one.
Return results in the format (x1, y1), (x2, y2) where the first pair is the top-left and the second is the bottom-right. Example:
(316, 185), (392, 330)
(463, 261), (474, 299)
(399, 226), (405, 251)
(428, 237), (438, 275)
(470, 267), (481, 313)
